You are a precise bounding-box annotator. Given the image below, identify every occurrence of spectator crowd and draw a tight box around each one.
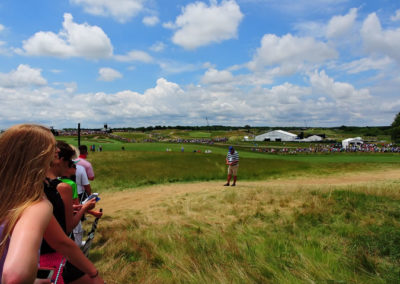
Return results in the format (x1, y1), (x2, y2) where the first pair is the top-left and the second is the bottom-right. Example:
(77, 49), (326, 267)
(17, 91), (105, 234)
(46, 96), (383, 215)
(251, 143), (400, 154)
(0, 124), (104, 284)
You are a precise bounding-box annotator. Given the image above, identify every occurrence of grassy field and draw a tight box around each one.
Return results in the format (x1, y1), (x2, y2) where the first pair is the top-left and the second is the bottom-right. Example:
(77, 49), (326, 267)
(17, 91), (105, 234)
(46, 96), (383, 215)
(56, 134), (400, 192)
(90, 175), (400, 283)
(113, 127), (391, 142)
(87, 150), (400, 192)
(56, 134), (400, 283)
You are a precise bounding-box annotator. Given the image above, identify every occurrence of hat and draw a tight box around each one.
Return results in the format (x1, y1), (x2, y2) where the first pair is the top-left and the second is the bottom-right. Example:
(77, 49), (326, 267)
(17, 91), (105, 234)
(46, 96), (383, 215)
(229, 146), (233, 150)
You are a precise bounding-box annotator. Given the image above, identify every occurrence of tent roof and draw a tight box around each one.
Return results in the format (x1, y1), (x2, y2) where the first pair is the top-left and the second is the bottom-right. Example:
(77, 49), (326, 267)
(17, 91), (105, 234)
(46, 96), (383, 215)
(302, 135), (323, 141)
(342, 137), (363, 143)
(270, 130), (297, 137)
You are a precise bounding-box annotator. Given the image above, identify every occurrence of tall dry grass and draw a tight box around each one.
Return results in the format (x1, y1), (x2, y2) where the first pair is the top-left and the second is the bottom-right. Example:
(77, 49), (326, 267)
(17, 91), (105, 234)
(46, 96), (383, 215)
(88, 176), (400, 283)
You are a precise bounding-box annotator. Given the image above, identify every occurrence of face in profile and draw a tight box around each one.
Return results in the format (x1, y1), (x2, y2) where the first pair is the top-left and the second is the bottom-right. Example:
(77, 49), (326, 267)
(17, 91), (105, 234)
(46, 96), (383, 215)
(66, 161), (77, 177)
(51, 147), (61, 164)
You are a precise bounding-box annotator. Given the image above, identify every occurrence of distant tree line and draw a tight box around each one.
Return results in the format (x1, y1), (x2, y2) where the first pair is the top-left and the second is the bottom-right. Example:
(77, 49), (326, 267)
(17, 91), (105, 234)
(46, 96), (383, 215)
(391, 112), (400, 143)
(58, 114), (400, 144)
(62, 125), (393, 134)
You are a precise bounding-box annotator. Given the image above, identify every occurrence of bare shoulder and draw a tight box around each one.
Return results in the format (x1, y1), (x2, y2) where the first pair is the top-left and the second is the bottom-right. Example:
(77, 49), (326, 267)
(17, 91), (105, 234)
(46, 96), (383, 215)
(57, 182), (72, 192)
(23, 199), (53, 216)
(15, 199), (53, 231)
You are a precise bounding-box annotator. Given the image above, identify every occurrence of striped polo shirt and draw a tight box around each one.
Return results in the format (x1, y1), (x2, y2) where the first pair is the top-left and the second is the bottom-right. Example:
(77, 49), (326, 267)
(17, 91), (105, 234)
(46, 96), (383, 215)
(227, 151), (239, 164)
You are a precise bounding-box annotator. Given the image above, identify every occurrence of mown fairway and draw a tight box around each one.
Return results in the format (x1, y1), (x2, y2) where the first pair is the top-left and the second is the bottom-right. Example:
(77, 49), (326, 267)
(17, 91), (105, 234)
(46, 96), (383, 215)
(58, 135), (400, 283)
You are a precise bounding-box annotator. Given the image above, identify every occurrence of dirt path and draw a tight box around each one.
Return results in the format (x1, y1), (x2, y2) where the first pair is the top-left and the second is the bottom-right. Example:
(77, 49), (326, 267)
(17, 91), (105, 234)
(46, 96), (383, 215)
(99, 169), (400, 216)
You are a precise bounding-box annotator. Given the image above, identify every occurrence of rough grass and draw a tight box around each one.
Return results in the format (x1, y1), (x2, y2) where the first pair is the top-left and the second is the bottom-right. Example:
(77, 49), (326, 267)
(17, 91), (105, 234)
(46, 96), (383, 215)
(88, 151), (399, 192)
(88, 178), (400, 283)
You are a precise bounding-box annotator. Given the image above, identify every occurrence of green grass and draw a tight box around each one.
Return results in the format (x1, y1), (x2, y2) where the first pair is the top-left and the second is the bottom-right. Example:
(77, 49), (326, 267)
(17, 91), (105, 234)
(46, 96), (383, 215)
(188, 131), (211, 138)
(89, 151), (304, 191)
(51, 131), (400, 283)
(92, 182), (400, 283)
(113, 131), (148, 141)
(59, 134), (400, 283)
(58, 135), (400, 161)
(56, 135), (400, 192)
(88, 150), (400, 192)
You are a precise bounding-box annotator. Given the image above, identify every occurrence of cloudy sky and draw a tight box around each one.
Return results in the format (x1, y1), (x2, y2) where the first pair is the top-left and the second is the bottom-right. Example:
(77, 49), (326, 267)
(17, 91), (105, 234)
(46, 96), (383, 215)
(1, 0), (400, 129)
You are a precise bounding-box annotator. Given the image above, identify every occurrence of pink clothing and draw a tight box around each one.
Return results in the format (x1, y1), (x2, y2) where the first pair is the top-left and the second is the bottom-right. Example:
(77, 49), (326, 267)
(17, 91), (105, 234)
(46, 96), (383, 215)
(76, 157), (94, 180)
(40, 252), (64, 284)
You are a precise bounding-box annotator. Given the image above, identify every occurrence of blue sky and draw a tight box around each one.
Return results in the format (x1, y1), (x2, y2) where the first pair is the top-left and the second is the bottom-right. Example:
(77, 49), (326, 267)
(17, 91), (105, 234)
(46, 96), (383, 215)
(0, 0), (399, 129)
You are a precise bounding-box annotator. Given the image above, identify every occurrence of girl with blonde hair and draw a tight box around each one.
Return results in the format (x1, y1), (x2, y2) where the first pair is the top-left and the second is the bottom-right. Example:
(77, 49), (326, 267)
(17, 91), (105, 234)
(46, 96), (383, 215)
(0, 124), (55, 283)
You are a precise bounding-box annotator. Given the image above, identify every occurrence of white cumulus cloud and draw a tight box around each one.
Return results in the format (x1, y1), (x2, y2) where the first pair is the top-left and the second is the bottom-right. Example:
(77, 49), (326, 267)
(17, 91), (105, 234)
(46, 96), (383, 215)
(114, 50), (153, 62)
(98, 67), (123, 82)
(310, 70), (370, 102)
(201, 68), (234, 85)
(249, 33), (338, 71)
(326, 8), (358, 38)
(361, 13), (400, 63)
(19, 13), (113, 59)
(339, 56), (393, 74)
(70, 0), (145, 23)
(143, 16), (159, 26)
(391, 9), (400, 21)
(0, 69), (389, 128)
(169, 0), (244, 50)
(0, 64), (47, 88)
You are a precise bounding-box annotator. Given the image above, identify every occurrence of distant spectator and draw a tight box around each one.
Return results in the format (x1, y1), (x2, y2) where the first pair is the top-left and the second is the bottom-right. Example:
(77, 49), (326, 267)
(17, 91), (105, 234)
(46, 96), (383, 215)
(77, 145), (95, 181)
(224, 146), (239, 187)
(76, 164), (91, 202)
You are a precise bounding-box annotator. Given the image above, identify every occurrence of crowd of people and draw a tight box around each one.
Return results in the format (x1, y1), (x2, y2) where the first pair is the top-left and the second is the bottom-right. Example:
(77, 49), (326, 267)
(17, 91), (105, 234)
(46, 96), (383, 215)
(250, 143), (400, 154)
(0, 124), (104, 284)
(167, 137), (228, 144)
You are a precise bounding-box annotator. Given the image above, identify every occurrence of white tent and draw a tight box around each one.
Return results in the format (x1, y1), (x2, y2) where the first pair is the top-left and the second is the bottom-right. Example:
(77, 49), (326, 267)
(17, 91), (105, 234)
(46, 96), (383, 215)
(255, 130), (298, 142)
(302, 135), (323, 142)
(342, 137), (363, 149)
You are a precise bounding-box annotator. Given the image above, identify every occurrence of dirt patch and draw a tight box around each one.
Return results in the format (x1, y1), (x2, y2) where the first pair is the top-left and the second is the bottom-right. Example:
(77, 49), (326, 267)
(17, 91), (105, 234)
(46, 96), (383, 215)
(98, 169), (400, 216)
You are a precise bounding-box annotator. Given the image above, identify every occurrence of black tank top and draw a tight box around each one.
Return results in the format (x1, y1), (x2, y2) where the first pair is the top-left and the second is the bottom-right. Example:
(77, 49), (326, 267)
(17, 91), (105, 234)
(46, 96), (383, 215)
(40, 178), (66, 254)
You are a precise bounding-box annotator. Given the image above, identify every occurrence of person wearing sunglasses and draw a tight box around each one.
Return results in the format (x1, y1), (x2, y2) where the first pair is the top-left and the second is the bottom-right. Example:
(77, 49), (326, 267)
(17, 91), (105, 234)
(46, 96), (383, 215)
(40, 141), (102, 283)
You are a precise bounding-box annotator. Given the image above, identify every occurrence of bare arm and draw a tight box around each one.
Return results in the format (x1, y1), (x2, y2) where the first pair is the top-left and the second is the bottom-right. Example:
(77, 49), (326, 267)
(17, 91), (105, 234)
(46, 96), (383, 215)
(57, 183), (95, 233)
(57, 183), (74, 234)
(2, 199), (52, 284)
(74, 199), (96, 223)
(84, 184), (92, 195)
(43, 216), (101, 280)
(86, 165), (95, 181)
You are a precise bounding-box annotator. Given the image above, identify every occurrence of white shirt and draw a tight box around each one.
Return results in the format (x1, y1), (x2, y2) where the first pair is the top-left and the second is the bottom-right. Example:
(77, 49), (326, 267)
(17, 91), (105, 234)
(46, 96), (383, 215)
(75, 164), (89, 195)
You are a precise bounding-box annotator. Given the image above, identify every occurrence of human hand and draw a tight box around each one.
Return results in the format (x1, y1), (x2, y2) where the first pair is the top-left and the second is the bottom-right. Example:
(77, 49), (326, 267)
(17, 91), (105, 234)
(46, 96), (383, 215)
(88, 209), (103, 218)
(83, 198), (96, 211)
(73, 204), (83, 213)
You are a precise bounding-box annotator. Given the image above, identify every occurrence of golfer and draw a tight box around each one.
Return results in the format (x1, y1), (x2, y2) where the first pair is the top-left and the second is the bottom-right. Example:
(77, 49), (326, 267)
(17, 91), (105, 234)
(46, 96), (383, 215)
(224, 146), (239, 186)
